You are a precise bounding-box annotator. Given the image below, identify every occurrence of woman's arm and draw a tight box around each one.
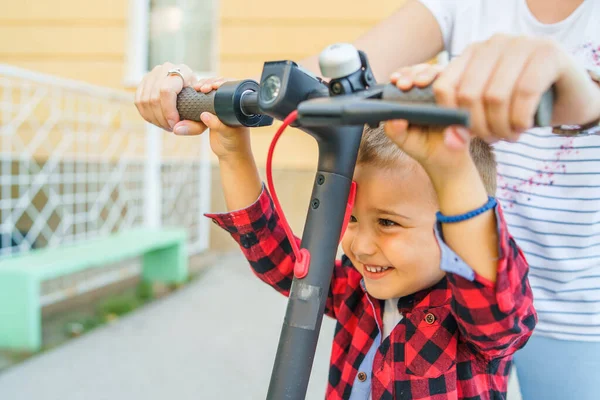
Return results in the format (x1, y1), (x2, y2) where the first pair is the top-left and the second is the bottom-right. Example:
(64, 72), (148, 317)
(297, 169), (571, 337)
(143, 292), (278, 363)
(297, 0), (446, 81)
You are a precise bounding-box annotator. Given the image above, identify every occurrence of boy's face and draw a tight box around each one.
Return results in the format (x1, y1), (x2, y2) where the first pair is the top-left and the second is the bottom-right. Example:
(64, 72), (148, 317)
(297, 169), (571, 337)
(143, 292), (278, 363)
(341, 162), (444, 300)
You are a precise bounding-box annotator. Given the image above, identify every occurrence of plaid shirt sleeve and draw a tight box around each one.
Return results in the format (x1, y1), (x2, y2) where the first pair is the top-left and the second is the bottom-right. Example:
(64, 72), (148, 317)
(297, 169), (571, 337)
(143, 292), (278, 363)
(205, 184), (357, 319)
(435, 203), (537, 359)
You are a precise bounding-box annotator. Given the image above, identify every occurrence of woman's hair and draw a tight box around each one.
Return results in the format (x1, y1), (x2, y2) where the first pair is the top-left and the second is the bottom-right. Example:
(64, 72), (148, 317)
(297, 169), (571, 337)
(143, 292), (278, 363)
(357, 125), (497, 196)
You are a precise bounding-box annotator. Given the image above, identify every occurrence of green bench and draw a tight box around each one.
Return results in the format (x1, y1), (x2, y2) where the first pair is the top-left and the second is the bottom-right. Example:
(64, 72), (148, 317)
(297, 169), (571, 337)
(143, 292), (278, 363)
(0, 228), (188, 352)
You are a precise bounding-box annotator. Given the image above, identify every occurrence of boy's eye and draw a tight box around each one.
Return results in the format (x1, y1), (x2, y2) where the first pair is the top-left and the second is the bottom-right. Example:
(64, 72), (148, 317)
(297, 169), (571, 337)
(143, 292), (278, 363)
(378, 218), (397, 227)
(349, 215), (357, 223)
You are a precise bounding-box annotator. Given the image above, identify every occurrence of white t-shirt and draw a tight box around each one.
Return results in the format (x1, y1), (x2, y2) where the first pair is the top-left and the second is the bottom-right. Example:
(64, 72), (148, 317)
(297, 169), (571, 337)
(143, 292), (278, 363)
(420, 0), (600, 342)
(383, 298), (403, 339)
(365, 299), (401, 400)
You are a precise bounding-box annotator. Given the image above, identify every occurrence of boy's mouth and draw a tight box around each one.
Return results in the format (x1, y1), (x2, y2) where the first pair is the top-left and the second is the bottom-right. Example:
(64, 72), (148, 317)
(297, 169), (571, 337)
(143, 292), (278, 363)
(363, 264), (394, 280)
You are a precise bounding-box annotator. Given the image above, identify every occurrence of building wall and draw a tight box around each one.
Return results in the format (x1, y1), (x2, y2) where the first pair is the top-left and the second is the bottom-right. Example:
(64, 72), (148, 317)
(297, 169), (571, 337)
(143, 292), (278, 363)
(0, 0), (128, 89)
(219, 0), (403, 79)
(0, 0), (404, 92)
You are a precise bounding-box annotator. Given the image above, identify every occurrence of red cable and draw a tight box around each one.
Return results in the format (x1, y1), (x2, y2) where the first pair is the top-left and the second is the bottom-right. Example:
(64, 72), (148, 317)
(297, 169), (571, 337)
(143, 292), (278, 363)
(266, 111), (310, 276)
(266, 110), (357, 278)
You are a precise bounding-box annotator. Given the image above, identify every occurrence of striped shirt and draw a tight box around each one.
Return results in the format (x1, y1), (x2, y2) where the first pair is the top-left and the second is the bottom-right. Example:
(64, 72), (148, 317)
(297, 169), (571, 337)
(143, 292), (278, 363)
(421, 0), (600, 341)
(494, 130), (600, 341)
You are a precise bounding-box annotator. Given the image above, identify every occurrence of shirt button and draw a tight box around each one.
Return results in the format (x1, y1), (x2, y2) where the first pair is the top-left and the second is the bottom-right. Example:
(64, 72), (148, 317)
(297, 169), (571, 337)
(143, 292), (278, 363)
(425, 313), (436, 325)
(357, 372), (367, 382)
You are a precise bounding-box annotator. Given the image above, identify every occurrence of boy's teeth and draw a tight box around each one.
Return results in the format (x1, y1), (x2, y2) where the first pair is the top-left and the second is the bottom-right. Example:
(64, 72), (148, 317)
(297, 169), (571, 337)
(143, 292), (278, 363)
(366, 265), (390, 273)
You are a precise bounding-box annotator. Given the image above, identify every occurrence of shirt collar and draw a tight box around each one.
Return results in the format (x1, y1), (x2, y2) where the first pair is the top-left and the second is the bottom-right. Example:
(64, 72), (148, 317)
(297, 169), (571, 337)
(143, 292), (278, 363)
(395, 277), (449, 313)
(358, 274), (450, 314)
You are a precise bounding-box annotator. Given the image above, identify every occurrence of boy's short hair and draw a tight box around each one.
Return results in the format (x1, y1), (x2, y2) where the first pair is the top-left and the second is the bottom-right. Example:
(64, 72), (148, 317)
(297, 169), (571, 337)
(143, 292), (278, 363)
(358, 125), (497, 196)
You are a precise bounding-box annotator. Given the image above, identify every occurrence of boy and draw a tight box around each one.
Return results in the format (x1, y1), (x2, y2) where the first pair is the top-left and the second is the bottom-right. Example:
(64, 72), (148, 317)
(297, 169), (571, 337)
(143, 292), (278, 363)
(201, 110), (536, 399)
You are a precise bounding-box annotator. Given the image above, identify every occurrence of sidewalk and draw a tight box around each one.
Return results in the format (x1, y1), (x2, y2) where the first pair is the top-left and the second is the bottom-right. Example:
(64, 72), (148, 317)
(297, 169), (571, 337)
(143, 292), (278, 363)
(0, 252), (521, 399)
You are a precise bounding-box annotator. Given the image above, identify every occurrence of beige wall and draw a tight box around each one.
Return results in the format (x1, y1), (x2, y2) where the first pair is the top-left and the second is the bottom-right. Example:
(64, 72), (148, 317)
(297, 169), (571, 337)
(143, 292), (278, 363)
(219, 0), (403, 78)
(0, 0), (403, 89)
(0, 0), (128, 88)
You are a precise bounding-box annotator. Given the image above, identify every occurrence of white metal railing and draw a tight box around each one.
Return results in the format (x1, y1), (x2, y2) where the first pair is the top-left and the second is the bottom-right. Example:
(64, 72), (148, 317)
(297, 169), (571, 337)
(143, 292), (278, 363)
(0, 64), (211, 304)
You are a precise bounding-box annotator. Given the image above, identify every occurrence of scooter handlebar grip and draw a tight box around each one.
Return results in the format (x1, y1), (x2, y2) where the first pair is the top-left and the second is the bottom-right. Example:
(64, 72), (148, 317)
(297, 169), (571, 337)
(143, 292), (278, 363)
(382, 83), (554, 127)
(176, 87), (216, 122)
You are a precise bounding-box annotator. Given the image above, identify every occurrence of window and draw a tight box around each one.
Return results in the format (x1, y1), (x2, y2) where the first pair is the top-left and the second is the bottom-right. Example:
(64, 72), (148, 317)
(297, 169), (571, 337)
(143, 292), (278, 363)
(125, 0), (218, 86)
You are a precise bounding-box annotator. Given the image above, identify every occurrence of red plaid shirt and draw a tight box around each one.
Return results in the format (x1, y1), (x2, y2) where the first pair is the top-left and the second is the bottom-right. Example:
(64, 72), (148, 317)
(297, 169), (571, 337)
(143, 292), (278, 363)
(206, 187), (537, 400)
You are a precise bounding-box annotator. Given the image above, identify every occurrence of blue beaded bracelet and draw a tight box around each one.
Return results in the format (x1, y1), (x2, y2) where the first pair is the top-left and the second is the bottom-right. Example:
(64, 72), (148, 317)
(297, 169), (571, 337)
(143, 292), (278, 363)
(436, 196), (497, 223)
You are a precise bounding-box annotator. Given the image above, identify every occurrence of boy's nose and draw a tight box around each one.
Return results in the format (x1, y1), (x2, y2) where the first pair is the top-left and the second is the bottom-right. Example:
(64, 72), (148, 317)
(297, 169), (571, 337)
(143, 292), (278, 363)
(350, 232), (377, 259)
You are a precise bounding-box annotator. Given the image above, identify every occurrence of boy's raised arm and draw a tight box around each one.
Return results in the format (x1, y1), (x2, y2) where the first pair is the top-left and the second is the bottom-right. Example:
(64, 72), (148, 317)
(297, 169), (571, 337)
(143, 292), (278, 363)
(202, 113), (359, 320)
(427, 150), (537, 359)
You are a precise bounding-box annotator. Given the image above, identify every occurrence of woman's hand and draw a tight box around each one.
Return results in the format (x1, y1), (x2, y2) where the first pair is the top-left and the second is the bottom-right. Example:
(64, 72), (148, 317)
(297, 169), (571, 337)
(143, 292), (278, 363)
(388, 34), (600, 148)
(134, 62), (230, 135)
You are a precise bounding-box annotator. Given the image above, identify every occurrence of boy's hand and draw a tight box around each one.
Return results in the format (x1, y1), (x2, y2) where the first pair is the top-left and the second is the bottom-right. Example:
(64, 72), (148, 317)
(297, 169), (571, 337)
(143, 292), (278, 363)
(200, 111), (252, 161)
(383, 119), (472, 177)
